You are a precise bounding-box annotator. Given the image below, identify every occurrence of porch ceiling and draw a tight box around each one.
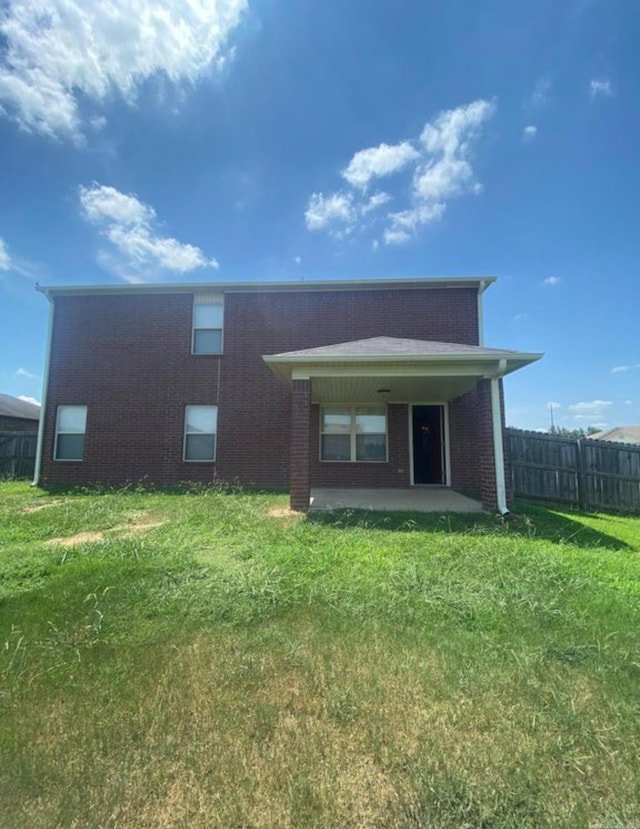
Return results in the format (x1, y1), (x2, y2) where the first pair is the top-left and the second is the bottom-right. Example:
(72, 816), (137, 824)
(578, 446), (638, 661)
(310, 373), (480, 403)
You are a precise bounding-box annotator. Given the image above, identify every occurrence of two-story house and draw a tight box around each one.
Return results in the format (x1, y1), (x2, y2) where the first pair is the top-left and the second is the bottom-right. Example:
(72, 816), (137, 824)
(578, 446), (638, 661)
(33, 276), (541, 512)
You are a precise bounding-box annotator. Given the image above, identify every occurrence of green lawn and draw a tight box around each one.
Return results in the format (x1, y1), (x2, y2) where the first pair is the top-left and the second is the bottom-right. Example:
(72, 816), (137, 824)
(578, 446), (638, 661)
(1, 481), (639, 828)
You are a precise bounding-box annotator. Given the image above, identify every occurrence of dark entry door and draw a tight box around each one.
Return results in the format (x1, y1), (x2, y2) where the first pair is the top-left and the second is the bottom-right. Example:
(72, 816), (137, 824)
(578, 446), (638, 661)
(412, 405), (445, 485)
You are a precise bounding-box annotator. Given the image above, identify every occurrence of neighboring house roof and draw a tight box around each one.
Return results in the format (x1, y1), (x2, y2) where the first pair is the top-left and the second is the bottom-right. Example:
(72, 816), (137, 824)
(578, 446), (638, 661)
(0, 393), (40, 420)
(588, 426), (640, 445)
(35, 275), (496, 298)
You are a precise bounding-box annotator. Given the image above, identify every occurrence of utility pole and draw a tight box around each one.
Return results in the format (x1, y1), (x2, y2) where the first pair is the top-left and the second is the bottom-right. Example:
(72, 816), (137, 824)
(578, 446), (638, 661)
(549, 402), (555, 433)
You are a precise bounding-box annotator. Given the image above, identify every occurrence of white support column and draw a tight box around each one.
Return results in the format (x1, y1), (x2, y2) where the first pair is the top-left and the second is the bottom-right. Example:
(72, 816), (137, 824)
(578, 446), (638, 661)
(490, 372), (508, 515)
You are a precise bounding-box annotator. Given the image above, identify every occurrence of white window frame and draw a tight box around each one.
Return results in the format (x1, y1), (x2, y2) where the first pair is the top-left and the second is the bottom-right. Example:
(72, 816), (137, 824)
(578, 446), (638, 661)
(320, 406), (388, 463)
(54, 405), (87, 461)
(192, 299), (224, 355)
(183, 405), (218, 462)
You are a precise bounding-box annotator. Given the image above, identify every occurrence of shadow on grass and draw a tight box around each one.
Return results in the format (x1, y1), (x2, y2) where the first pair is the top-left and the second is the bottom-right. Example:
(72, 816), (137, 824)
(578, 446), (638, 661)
(305, 501), (634, 551)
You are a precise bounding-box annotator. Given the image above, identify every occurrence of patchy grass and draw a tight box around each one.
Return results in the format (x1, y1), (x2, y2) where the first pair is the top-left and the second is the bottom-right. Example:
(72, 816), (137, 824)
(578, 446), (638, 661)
(1, 482), (639, 828)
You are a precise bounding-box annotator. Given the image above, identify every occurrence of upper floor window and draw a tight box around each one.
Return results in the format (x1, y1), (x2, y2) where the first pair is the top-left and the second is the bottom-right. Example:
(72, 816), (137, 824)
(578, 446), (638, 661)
(55, 405), (87, 461)
(192, 300), (223, 354)
(320, 407), (387, 462)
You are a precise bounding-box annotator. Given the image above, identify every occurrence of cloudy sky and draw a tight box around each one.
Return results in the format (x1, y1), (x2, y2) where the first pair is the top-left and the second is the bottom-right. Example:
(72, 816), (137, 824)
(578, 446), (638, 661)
(0, 0), (638, 431)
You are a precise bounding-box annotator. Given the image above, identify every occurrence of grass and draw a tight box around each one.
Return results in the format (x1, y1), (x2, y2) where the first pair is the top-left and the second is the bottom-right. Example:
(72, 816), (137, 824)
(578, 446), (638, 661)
(1, 481), (639, 828)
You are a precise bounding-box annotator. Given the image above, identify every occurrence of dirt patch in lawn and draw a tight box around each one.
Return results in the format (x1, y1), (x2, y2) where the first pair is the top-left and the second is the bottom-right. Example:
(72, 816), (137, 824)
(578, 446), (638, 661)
(266, 506), (304, 519)
(21, 499), (67, 513)
(46, 511), (167, 547)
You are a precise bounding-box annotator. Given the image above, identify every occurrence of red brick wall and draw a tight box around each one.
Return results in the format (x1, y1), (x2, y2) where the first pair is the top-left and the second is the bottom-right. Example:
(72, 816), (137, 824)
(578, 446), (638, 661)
(40, 293), (221, 487)
(448, 389), (482, 498)
(40, 285), (483, 489)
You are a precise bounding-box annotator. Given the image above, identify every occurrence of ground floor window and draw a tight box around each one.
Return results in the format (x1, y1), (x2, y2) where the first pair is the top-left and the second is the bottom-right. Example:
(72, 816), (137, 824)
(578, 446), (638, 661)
(184, 405), (218, 461)
(55, 405), (87, 460)
(320, 406), (387, 462)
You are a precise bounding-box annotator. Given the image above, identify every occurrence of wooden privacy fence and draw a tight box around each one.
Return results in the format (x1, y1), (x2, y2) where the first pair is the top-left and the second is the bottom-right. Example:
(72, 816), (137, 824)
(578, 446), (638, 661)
(507, 429), (640, 514)
(0, 431), (38, 479)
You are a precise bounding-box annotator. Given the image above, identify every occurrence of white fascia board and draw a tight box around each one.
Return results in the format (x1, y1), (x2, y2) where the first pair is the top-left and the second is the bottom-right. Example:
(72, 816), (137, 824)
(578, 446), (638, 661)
(265, 351), (543, 368)
(36, 275), (497, 298)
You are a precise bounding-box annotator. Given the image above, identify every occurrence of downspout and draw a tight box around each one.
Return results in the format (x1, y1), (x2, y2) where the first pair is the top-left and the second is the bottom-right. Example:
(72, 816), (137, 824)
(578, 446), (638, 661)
(32, 292), (54, 486)
(490, 358), (508, 515)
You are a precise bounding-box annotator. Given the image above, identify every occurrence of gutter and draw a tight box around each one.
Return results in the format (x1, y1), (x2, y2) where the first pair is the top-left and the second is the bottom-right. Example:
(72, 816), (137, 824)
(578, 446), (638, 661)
(35, 275), (498, 297)
(32, 294), (54, 487)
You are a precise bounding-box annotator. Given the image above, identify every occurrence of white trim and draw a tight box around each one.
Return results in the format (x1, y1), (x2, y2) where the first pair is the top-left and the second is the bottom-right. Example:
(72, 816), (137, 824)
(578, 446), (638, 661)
(490, 377), (508, 514)
(37, 276), (497, 298)
(409, 403), (450, 486)
(54, 405), (87, 461)
(319, 405), (388, 463)
(191, 297), (224, 355)
(183, 405), (218, 462)
(33, 298), (54, 484)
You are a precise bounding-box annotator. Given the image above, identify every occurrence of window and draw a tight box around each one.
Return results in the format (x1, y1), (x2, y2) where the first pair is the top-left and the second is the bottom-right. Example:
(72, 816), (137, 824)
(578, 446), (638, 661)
(320, 407), (387, 462)
(184, 406), (218, 461)
(55, 405), (87, 460)
(192, 301), (223, 354)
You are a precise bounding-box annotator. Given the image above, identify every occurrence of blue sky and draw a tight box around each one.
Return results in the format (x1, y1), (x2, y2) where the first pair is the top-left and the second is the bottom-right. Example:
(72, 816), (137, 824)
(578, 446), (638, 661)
(1, 0), (638, 431)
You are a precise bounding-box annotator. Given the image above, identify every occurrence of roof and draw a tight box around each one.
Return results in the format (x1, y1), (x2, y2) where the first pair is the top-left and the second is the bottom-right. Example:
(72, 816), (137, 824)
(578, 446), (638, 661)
(271, 336), (525, 359)
(587, 425), (640, 445)
(36, 275), (496, 298)
(263, 336), (543, 390)
(0, 393), (40, 420)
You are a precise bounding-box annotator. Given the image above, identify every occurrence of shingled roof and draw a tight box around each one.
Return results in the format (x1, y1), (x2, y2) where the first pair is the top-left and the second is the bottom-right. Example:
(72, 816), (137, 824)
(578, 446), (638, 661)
(269, 337), (524, 359)
(0, 393), (40, 420)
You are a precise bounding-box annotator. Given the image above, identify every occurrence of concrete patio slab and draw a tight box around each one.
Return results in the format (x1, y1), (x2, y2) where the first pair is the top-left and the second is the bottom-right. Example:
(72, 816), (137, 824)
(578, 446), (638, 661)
(309, 487), (483, 513)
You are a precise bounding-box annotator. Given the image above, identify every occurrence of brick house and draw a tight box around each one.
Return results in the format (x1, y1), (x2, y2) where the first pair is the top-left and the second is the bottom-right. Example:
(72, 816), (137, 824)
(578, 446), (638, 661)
(34, 276), (541, 512)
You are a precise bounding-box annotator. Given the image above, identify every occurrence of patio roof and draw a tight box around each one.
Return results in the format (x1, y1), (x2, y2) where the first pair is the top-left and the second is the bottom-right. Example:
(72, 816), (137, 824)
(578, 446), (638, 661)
(263, 337), (542, 402)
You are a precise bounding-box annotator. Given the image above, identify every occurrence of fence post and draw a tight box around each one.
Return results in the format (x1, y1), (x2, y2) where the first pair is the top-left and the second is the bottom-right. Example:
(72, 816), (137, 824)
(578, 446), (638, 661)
(576, 437), (587, 511)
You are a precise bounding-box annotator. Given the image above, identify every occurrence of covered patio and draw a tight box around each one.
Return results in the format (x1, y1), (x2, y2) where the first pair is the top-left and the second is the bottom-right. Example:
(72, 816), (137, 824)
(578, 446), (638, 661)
(264, 337), (542, 514)
(310, 487), (483, 513)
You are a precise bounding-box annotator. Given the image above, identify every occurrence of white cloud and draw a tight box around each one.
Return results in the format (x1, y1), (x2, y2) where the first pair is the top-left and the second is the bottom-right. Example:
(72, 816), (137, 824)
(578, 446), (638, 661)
(304, 192), (355, 233)
(0, 237), (11, 271)
(529, 77), (551, 108)
(0, 0), (247, 141)
(16, 368), (38, 380)
(305, 99), (495, 246)
(79, 183), (218, 280)
(547, 401), (562, 410)
(342, 142), (419, 189)
(419, 99), (494, 158)
(611, 364), (640, 374)
(568, 400), (613, 413)
(624, 400), (633, 405)
(361, 192), (392, 214)
(542, 276), (560, 286)
(513, 313), (528, 321)
(18, 395), (40, 406)
(523, 125), (537, 141)
(383, 204), (446, 246)
(294, 255), (302, 266)
(589, 79), (613, 98)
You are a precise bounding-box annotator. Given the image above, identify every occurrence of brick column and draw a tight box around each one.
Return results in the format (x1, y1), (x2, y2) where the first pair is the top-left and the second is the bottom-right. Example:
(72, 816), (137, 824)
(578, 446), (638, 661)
(290, 379), (311, 511)
(477, 378), (498, 511)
